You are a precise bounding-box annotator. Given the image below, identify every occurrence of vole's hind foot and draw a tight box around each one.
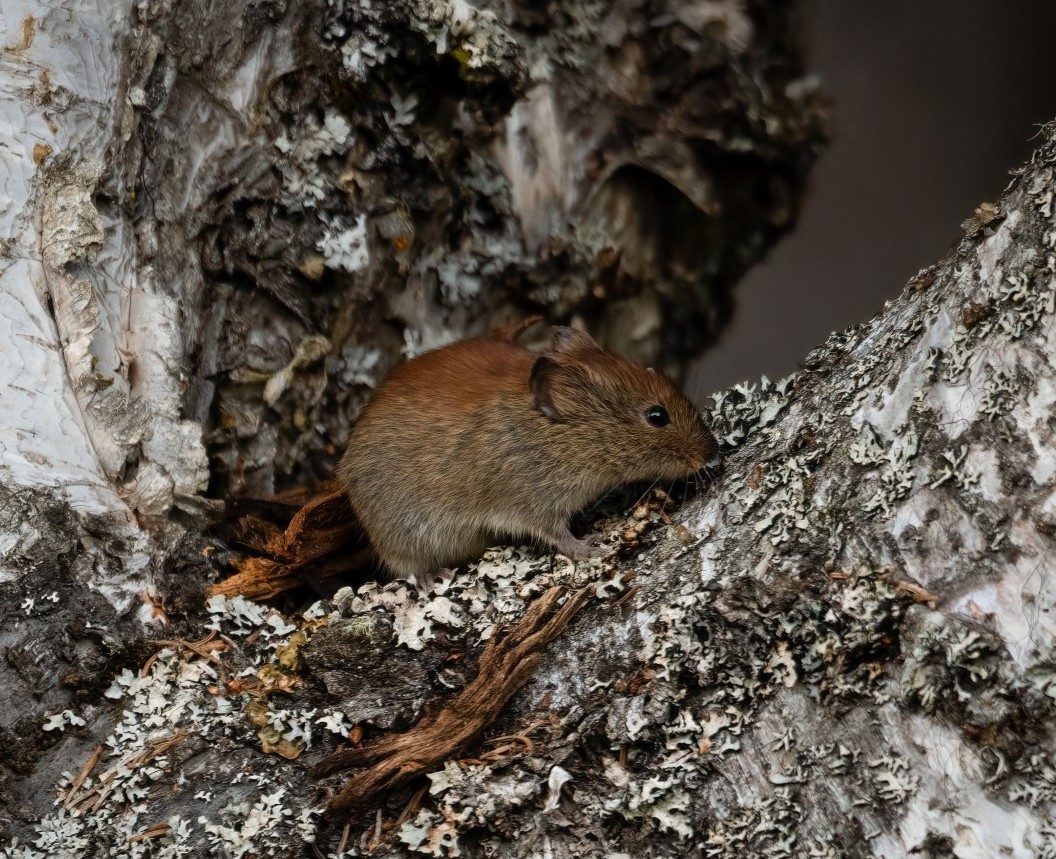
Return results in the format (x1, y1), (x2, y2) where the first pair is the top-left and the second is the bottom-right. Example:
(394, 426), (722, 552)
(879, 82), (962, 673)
(376, 549), (446, 592)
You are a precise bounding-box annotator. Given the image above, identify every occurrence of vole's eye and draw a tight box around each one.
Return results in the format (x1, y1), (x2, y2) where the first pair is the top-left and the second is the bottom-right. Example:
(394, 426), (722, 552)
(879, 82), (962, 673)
(644, 405), (670, 427)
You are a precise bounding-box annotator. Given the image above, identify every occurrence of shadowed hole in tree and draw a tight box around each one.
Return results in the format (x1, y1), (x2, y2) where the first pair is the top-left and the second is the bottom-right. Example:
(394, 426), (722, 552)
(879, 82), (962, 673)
(581, 164), (728, 372)
(585, 164), (722, 284)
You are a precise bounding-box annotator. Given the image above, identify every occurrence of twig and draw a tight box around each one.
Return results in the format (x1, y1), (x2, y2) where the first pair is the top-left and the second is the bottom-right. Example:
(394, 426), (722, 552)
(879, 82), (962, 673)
(394, 784), (429, 828)
(63, 744), (103, 809)
(337, 821), (351, 855)
(129, 822), (170, 843)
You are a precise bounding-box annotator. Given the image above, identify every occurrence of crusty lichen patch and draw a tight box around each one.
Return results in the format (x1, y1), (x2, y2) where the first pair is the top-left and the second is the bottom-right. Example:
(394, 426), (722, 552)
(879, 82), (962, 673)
(2, 596), (322, 858)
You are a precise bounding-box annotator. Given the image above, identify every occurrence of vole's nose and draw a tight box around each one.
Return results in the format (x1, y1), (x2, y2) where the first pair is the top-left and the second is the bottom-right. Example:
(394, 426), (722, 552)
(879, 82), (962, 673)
(694, 452), (723, 482)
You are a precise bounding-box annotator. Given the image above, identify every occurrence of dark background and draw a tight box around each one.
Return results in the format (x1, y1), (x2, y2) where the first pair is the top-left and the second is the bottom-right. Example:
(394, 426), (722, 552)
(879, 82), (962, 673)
(689, 1), (1056, 398)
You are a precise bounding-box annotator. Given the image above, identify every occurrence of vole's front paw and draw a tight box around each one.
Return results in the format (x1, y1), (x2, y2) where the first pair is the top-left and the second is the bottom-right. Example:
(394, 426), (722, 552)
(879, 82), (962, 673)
(412, 567), (456, 593)
(555, 533), (606, 563)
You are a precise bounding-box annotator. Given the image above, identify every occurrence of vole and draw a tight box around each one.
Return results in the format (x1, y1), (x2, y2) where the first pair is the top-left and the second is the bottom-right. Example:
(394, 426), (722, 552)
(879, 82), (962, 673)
(338, 325), (716, 584)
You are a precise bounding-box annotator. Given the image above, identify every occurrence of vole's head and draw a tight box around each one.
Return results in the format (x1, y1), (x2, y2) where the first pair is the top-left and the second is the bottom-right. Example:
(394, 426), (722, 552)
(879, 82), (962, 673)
(530, 327), (717, 483)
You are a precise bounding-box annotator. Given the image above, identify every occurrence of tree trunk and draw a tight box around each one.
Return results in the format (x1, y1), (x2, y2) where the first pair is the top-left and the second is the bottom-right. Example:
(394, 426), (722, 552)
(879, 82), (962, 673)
(3, 1), (1054, 858)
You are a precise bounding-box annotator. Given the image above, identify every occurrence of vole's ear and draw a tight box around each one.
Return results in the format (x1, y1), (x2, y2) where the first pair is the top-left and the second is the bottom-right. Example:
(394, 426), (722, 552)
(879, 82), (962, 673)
(550, 326), (602, 357)
(530, 356), (569, 421)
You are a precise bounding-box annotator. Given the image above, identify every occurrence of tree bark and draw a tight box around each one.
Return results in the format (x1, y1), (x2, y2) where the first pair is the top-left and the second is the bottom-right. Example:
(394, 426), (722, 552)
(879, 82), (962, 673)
(5, 1), (1055, 858)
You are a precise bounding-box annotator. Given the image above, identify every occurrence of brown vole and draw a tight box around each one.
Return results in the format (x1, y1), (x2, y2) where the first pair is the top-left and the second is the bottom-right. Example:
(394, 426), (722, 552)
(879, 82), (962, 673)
(338, 326), (716, 584)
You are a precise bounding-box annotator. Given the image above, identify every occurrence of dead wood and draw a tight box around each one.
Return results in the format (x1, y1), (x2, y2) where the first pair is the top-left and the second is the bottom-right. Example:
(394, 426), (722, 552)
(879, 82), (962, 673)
(211, 486), (370, 600)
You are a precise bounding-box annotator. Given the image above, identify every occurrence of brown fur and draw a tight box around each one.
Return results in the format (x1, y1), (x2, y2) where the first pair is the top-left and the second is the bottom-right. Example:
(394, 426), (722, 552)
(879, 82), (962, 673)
(338, 326), (716, 583)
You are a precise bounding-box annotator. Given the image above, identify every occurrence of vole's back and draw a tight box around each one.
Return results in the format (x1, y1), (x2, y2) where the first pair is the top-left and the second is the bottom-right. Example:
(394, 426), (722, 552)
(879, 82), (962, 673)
(338, 339), (547, 579)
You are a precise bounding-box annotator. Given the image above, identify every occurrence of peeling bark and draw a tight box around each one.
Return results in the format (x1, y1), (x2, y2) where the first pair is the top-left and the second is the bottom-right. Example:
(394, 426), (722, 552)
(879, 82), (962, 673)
(7, 1), (1056, 858)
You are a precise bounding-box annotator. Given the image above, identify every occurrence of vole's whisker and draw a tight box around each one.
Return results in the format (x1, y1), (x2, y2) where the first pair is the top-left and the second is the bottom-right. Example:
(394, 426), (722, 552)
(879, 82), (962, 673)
(626, 478), (660, 515)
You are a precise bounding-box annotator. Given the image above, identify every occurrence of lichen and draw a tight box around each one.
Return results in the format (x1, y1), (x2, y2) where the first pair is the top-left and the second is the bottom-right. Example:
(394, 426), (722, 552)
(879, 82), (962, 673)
(708, 375), (795, 448)
(849, 423), (920, 515)
(275, 113), (354, 208)
(317, 215), (370, 273)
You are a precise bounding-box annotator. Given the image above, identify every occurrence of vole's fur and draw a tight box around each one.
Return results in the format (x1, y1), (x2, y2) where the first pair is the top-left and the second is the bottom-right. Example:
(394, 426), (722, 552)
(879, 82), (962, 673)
(338, 326), (716, 583)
